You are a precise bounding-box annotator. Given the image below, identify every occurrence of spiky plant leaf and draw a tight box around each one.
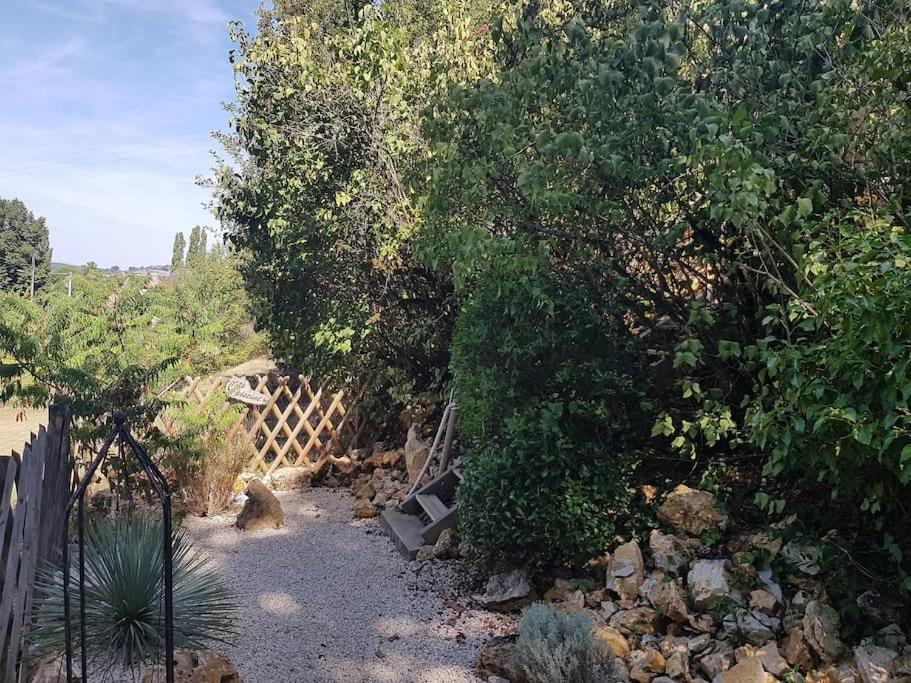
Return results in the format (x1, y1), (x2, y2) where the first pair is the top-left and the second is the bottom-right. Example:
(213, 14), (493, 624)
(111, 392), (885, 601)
(30, 515), (237, 668)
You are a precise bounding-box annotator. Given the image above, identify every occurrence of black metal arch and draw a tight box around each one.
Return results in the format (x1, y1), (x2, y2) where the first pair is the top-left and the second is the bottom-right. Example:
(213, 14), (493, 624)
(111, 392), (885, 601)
(61, 410), (174, 682)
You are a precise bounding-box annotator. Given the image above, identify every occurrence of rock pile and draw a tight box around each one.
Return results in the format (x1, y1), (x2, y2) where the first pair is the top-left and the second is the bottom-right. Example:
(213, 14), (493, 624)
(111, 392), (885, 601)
(347, 447), (412, 519)
(476, 486), (911, 683)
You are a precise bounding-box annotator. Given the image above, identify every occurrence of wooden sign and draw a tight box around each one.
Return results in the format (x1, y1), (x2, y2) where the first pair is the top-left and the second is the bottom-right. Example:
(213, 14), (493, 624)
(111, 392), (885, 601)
(224, 377), (269, 406)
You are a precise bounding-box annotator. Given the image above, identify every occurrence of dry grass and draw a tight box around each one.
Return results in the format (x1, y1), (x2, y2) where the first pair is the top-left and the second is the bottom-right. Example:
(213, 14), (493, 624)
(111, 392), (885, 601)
(0, 406), (46, 454)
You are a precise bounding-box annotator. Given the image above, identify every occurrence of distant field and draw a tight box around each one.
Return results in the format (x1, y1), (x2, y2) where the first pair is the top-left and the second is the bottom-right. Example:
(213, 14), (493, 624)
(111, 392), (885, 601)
(0, 406), (46, 454)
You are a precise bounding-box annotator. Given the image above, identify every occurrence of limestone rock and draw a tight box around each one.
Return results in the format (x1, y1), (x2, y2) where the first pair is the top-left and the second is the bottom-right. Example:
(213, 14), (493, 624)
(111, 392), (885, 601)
(710, 657), (775, 683)
(699, 644), (735, 680)
(854, 645), (897, 683)
(476, 637), (516, 680)
(353, 498), (378, 519)
(404, 424), (431, 484)
(783, 627), (815, 671)
(594, 626), (631, 660)
(607, 540), (645, 601)
(628, 649), (666, 683)
(722, 608), (780, 645)
(141, 649), (242, 683)
(803, 601), (844, 664)
(554, 589), (585, 614)
(657, 485), (727, 536)
(432, 528), (459, 559)
(688, 634), (714, 655)
(609, 606), (660, 636)
(355, 483), (376, 500)
(473, 570), (537, 612)
(363, 449), (403, 469)
(645, 576), (690, 623)
(754, 642), (788, 678)
(649, 529), (697, 575)
(265, 466), (312, 491)
(688, 560), (736, 609)
(750, 589), (779, 615)
(235, 479), (283, 531)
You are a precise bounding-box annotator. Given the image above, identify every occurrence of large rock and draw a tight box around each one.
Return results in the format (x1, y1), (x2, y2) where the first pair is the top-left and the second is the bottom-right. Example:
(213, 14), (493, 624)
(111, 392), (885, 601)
(473, 570), (537, 612)
(594, 626), (631, 660)
(609, 606), (660, 636)
(607, 540), (645, 600)
(476, 636), (516, 680)
(657, 485), (727, 536)
(235, 479), (283, 531)
(432, 528), (459, 559)
(853, 645), (897, 683)
(266, 466), (311, 491)
(710, 656), (775, 683)
(141, 650), (242, 683)
(628, 648), (666, 683)
(649, 529), (697, 575)
(688, 560), (736, 609)
(722, 609), (781, 646)
(645, 576), (690, 623)
(783, 627), (815, 670)
(698, 643), (735, 679)
(803, 601), (844, 664)
(754, 642), (788, 677)
(353, 498), (378, 519)
(404, 424), (431, 484)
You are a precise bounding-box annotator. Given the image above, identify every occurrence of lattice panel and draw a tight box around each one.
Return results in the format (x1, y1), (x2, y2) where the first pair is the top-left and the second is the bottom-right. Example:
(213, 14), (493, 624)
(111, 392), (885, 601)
(175, 374), (359, 475)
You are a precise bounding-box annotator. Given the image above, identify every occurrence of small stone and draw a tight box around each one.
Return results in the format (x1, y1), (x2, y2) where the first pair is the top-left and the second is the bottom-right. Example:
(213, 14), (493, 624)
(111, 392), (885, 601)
(355, 483), (376, 500)
(657, 485), (727, 536)
(711, 656), (775, 683)
(554, 589), (585, 614)
(235, 479), (284, 531)
(645, 576), (690, 623)
(784, 627), (815, 671)
(266, 466), (312, 491)
(688, 634), (714, 655)
(415, 546), (435, 562)
(699, 644), (735, 679)
(754, 642), (789, 677)
(750, 589), (778, 615)
(607, 540), (646, 601)
(628, 648), (666, 683)
(665, 650), (689, 679)
(688, 560), (737, 610)
(722, 608), (780, 646)
(473, 570), (536, 613)
(600, 600), (620, 620)
(353, 498), (378, 519)
(649, 529), (697, 575)
(432, 528), (459, 559)
(594, 626), (631, 660)
(363, 449), (403, 469)
(854, 644), (897, 683)
(803, 601), (844, 664)
(609, 606), (660, 636)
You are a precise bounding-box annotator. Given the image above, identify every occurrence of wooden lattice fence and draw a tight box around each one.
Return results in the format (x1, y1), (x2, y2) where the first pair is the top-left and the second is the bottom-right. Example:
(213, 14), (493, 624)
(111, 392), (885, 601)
(173, 374), (363, 476)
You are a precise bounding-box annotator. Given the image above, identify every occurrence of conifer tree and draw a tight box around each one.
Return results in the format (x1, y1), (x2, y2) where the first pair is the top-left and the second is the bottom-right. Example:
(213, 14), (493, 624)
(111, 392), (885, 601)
(0, 197), (52, 294)
(170, 232), (186, 272)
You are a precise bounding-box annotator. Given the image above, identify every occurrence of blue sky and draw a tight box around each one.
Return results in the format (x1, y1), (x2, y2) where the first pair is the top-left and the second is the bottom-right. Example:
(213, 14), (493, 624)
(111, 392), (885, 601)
(0, 0), (262, 268)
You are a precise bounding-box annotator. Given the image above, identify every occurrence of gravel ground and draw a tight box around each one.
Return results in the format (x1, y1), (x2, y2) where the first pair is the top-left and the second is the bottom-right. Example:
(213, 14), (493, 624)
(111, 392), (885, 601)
(184, 487), (513, 683)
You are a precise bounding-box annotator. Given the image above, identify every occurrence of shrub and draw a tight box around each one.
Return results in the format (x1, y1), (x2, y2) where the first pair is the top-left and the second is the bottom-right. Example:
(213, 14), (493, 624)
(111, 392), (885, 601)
(514, 603), (622, 683)
(31, 515), (237, 668)
(162, 394), (248, 517)
(454, 259), (643, 569)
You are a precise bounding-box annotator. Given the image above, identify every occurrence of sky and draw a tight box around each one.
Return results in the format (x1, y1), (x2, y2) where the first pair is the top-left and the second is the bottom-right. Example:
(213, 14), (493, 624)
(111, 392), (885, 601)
(0, 0), (262, 268)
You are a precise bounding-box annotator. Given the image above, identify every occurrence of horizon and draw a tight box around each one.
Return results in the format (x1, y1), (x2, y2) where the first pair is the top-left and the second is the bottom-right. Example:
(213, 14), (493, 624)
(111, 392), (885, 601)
(0, 0), (262, 269)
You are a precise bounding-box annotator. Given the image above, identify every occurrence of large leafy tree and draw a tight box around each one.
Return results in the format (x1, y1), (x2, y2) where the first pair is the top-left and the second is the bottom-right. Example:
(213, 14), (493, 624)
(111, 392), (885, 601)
(171, 232), (186, 271)
(214, 0), (494, 414)
(0, 197), (52, 294)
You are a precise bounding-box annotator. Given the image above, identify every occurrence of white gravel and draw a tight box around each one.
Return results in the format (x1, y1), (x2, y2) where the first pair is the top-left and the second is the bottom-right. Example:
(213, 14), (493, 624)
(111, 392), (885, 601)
(184, 488), (513, 683)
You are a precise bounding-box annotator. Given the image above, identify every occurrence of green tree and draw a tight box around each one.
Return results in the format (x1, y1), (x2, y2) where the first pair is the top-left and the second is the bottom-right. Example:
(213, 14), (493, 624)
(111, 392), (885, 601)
(214, 1), (494, 414)
(171, 232), (186, 271)
(0, 197), (52, 294)
(186, 226), (208, 267)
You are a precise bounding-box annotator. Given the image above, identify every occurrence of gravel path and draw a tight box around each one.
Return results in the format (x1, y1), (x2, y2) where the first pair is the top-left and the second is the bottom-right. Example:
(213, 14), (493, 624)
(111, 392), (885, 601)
(185, 488), (509, 683)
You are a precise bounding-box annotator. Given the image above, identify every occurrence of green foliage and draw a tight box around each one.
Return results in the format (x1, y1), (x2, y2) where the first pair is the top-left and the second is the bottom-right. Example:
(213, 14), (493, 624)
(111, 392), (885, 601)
(214, 0), (495, 417)
(162, 392), (248, 516)
(31, 515), (237, 667)
(0, 196), (51, 294)
(171, 232), (186, 272)
(514, 603), (622, 683)
(186, 226), (208, 268)
(453, 254), (642, 568)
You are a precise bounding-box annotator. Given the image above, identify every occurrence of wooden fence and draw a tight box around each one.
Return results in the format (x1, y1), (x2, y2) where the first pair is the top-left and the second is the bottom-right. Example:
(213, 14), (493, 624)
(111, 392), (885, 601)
(0, 406), (73, 682)
(173, 374), (363, 476)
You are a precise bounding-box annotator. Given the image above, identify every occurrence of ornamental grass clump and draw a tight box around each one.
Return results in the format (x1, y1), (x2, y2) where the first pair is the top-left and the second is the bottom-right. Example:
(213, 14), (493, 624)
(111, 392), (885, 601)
(31, 515), (237, 669)
(514, 603), (623, 683)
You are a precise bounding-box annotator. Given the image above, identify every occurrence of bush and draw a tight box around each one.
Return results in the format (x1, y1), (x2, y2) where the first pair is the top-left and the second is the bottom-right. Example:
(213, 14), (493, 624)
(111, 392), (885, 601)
(31, 515), (237, 668)
(454, 259), (643, 569)
(162, 394), (248, 517)
(514, 603), (622, 683)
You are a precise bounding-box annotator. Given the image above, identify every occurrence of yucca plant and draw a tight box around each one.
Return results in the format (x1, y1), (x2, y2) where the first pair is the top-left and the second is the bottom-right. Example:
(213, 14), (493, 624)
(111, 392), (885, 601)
(30, 515), (237, 669)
